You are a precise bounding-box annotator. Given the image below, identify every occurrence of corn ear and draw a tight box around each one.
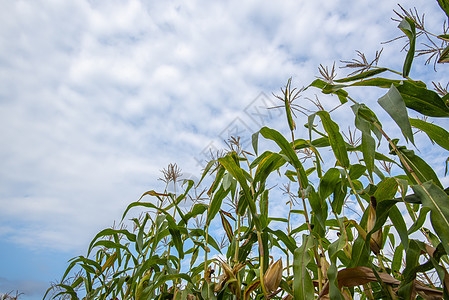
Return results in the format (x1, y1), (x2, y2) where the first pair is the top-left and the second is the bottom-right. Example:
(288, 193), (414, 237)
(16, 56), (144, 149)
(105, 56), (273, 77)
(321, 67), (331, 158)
(366, 196), (383, 254)
(264, 259), (283, 293)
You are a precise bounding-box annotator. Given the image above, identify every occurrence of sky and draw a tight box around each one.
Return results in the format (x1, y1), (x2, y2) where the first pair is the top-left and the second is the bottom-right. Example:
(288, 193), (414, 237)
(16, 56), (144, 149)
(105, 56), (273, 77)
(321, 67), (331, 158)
(1, 0), (448, 299)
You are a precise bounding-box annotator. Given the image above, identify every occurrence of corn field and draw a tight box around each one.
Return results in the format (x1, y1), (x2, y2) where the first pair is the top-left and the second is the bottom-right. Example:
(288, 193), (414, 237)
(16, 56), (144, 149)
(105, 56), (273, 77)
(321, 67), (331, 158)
(45, 2), (449, 299)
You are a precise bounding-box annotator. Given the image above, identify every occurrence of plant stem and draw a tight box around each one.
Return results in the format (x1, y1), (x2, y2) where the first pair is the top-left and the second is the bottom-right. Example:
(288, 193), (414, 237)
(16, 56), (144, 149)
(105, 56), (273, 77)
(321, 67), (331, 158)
(257, 230), (268, 298)
(344, 168), (366, 213)
(234, 214), (241, 265)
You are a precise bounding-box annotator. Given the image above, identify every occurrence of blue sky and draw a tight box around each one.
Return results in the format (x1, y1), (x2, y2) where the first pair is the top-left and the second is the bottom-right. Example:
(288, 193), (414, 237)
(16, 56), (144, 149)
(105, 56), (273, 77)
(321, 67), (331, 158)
(1, 0), (448, 299)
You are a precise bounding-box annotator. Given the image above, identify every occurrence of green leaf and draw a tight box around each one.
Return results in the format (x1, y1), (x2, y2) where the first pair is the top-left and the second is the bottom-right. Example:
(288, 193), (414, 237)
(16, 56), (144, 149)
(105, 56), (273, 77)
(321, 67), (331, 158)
(290, 223), (308, 236)
(51, 284), (80, 300)
(361, 133), (376, 176)
(253, 152), (286, 187)
(314, 78), (449, 117)
(147, 274), (193, 297)
(252, 130), (260, 155)
(310, 111), (349, 168)
(407, 206), (430, 235)
(166, 219), (184, 259)
(398, 240), (420, 299)
(392, 244), (404, 275)
(410, 118), (449, 151)
(396, 81), (449, 117)
(206, 185), (230, 226)
(218, 154), (258, 228)
(319, 168), (340, 200)
(373, 177), (399, 202)
(250, 150), (272, 169)
(311, 136), (330, 148)
(437, 0), (449, 20)
(392, 142), (443, 188)
(349, 79), (449, 117)
(178, 203), (209, 227)
(91, 240), (129, 253)
(136, 221), (145, 254)
(309, 188), (328, 237)
(189, 229), (221, 253)
(259, 127), (309, 188)
(198, 159), (216, 187)
(332, 180), (347, 215)
(222, 172), (233, 191)
(327, 235), (346, 300)
(209, 165), (225, 195)
(293, 235), (314, 300)
(378, 84), (414, 144)
(389, 206), (409, 252)
(351, 77), (405, 88)
(334, 68), (388, 83)
(349, 164), (366, 180)
(308, 79), (349, 104)
(219, 210), (234, 242)
(122, 200), (171, 222)
(371, 200), (399, 233)
(412, 182), (449, 255)
(374, 152), (396, 163)
(260, 190), (269, 228)
(398, 17), (416, 77)
(284, 78), (296, 131)
(88, 228), (136, 256)
(438, 44), (449, 63)
(350, 235), (370, 268)
(260, 230), (269, 272)
(268, 217), (288, 223)
(327, 263), (344, 300)
(351, 103), (380, 176)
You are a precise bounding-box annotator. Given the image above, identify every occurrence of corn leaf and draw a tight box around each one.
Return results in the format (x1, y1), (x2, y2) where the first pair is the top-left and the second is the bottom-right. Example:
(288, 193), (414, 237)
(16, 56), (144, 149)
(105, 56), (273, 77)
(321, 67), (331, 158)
(378, 84), (414, 144)
(398, 240), (420, 299)
(218, 154), (259, 229)
(88, 228), (136, 255)
(206, 185), (230, 226)
(392, 141), (443, 189)
(407, 207), (430, 235)
(392, 244), (404, 275)
(259, 127), (309, 188)
(335, 68), (388, 83)
(410, 118), (449, 151)
(309, 111), (349, 168)
(349, 164), (366, 180)
(253, 152), (285, 187)
(219, 210), (234, 243)
(389, 205), (409, 252)
(319, 168), (340, 200)
(395, 81), (449, 117)
(412, 181), (449, 255)
(398, 17), (416, 77)
(328, 78), (449, 117)
(293, 235), (314, 300)
(437, 0), (449, 22)
(309, 188), (328, 237)
(267, 228), (297, 254)
(438, 44), (449, 63)
(178, 203), (208, 227)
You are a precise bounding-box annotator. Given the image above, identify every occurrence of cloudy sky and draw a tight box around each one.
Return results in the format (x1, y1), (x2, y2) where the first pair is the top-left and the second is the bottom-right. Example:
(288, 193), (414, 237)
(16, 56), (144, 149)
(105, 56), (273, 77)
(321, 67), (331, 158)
(1, 0), (448, 299)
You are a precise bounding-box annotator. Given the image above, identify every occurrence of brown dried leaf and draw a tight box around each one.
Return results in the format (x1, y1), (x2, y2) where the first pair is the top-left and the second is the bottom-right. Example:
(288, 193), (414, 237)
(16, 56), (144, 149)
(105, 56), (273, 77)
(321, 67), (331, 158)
(318, 266), (400, 298)
(414, 281), (443, 299)
(243, 280), (260, 300)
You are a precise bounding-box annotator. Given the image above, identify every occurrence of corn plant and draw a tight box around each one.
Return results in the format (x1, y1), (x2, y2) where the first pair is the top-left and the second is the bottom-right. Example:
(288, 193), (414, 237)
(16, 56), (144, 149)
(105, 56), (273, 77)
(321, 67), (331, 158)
(45, 2), (449, 299)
